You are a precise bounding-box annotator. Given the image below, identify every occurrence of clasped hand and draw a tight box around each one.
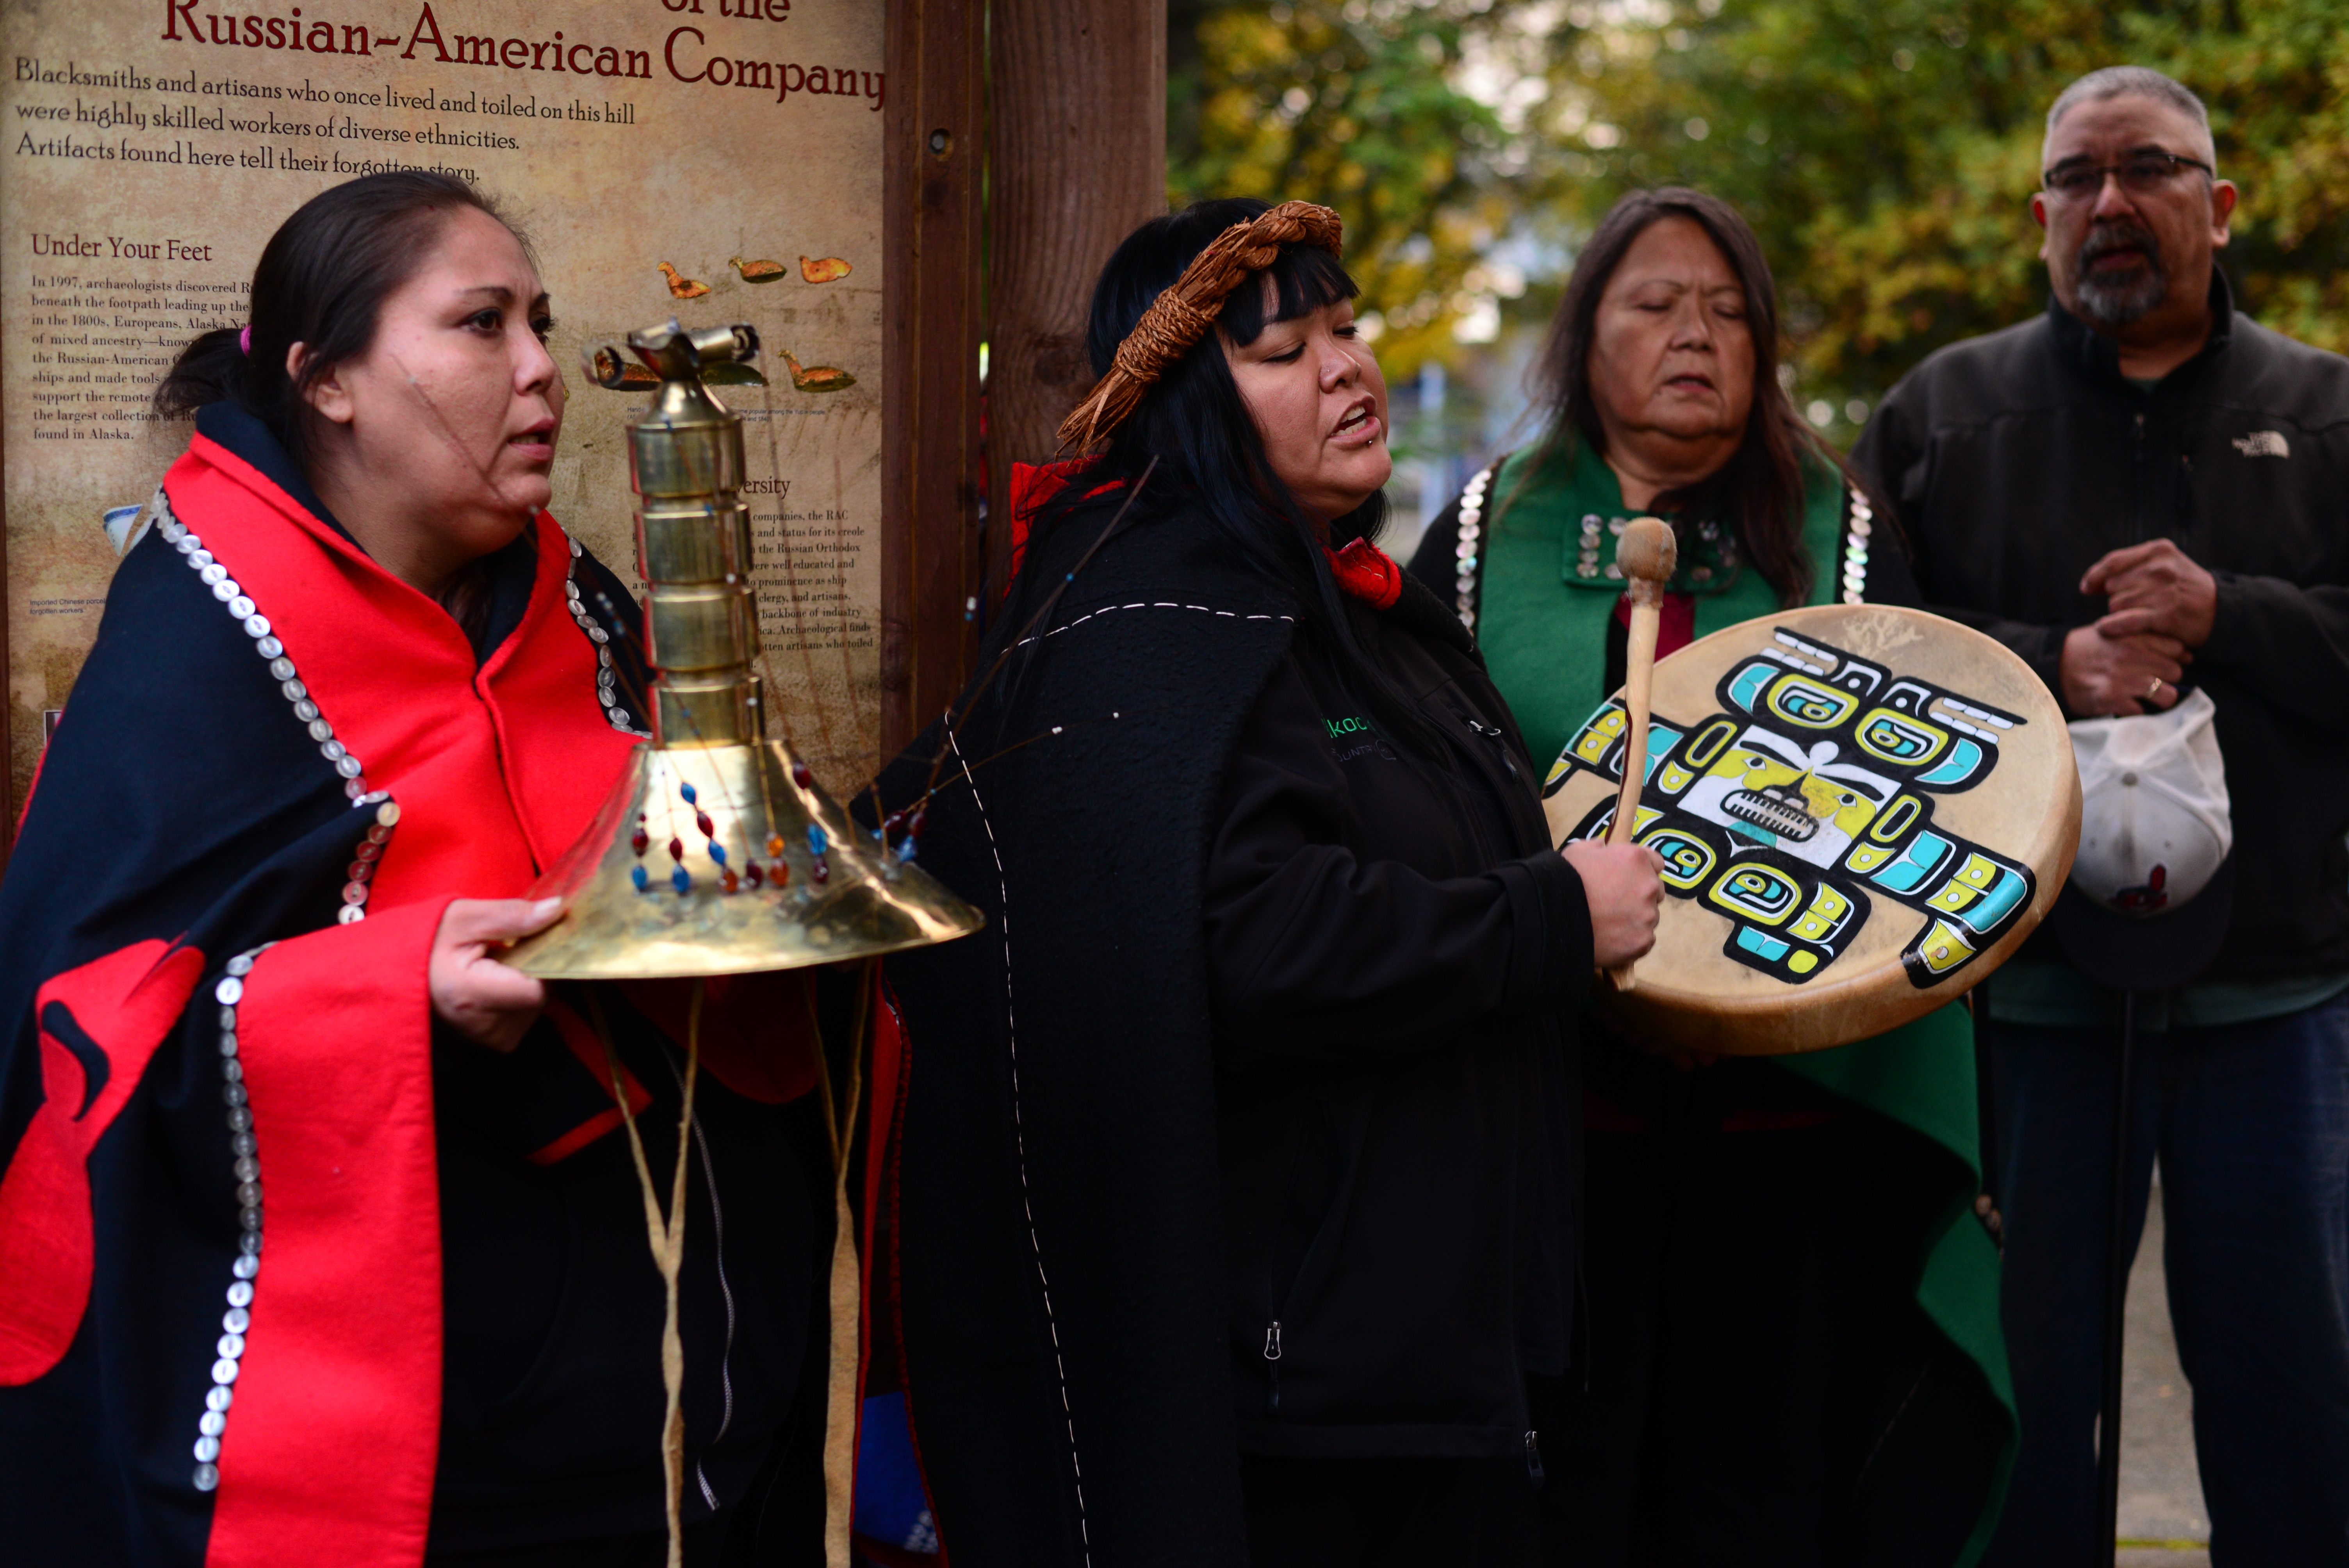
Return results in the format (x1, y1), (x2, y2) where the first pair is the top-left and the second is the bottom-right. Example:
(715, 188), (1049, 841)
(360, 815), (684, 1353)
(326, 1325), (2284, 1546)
(2060, 539), (2218, 717)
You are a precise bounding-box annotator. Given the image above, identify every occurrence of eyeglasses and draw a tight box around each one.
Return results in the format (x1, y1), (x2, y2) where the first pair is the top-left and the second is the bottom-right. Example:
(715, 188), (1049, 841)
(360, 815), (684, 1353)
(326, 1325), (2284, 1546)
(2042, 151), (2215, 200)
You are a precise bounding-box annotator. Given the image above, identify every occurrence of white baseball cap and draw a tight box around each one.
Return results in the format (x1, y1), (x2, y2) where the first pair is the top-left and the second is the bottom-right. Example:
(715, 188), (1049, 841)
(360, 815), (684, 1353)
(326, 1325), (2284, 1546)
(2068, 687), (2232, 913)
(2049, 686), (2236, 990)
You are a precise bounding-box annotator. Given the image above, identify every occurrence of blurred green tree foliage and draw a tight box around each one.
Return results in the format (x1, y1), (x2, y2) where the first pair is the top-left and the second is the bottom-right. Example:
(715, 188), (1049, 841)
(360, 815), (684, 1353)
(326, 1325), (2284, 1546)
(1167, 0), (1527, 376)
(1170, 0), (2349, 429)
(1542, 0), (2349, 428)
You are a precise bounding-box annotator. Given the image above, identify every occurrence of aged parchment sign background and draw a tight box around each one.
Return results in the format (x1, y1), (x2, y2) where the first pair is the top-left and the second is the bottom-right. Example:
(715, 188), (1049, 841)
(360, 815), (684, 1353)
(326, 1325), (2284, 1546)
(3, 0), (886, 813)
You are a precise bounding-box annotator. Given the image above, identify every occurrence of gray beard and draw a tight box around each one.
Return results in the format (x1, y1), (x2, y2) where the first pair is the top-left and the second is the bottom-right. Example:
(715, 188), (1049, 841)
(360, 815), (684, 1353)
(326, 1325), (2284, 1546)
(2073, 237), (2167, 329)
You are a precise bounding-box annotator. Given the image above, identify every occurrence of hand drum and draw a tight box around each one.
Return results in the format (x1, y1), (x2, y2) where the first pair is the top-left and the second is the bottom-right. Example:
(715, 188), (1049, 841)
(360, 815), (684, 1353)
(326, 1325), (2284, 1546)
(1544, 604), (2080, 1054)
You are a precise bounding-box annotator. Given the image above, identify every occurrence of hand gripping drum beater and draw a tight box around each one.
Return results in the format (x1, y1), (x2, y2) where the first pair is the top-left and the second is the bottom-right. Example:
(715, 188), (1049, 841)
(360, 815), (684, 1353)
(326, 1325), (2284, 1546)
(504, 319), (982, 978)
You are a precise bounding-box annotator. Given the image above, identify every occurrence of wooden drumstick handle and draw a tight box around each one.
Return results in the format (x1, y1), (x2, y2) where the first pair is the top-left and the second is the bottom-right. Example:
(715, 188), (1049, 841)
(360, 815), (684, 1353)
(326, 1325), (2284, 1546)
(1603, 517), (1677, 992)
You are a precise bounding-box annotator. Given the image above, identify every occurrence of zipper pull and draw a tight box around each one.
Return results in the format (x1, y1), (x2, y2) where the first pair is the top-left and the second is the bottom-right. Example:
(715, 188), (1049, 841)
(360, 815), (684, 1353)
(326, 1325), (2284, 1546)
(1263, 1321), (1283, 1414)
(1525, 1429), (1545, 1487)
(1467, 718), (1519, 777)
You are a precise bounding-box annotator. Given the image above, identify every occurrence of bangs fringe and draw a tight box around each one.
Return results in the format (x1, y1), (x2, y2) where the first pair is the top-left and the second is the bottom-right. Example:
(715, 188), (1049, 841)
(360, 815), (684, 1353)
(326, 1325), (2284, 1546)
(1217, 244), (1361, 347)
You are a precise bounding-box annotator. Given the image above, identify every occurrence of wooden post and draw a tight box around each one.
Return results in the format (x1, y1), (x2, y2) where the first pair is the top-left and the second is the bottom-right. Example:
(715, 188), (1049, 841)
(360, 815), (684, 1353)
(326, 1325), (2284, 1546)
(880, 0), (989, 757)
(986, 0), (1168, 600)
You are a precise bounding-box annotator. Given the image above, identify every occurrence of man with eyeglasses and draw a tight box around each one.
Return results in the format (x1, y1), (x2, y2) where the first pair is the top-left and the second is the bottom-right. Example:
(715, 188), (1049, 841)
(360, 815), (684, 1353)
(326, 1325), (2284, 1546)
(1854, 64), (2349, 1566)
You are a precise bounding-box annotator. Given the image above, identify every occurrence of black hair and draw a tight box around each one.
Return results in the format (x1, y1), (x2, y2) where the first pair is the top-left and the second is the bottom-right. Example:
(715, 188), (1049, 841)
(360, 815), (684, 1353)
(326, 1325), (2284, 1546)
(1510, 185), (1868, 608)
(153, 171), (519, 473)
(1011, 197), (1440, 755)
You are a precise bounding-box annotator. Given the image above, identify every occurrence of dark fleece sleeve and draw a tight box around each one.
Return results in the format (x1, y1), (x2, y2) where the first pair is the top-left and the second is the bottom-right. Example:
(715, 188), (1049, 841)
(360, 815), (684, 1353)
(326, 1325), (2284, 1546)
(2201, 572), (2349, 732)
(1202, 659), (1590, 1066)
(1851, 388), (2071, 701)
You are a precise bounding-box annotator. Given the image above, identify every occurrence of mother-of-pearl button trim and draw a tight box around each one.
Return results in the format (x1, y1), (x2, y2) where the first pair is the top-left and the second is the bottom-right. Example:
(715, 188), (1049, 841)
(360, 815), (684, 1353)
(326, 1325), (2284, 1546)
(560, 532), (651, 738)
(1840, 488), (1875, 605)
(1453, 461), (1497, 636)
(1451, 466), (1870, 619)
(189, 944), (274, 1493)
(153, 495), (405, 922)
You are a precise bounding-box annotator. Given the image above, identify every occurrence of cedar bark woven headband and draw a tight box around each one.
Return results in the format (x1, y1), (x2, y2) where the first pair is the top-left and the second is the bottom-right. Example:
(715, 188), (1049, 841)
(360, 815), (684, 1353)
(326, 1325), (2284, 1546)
(1056, 200), (1345, 453)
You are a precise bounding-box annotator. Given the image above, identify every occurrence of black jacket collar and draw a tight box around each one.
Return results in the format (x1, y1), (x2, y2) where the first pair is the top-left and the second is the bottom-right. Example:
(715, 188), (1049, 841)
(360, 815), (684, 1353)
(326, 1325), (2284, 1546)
(196, 401), (346, 535)
(1385, 565), (1480, 662)
(2047, 266), (2235, 391)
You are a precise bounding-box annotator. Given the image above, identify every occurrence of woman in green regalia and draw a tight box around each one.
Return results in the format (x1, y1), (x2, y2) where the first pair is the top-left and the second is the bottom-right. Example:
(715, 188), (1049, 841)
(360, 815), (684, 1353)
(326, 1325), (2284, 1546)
(1411, 187), (2014, 1565)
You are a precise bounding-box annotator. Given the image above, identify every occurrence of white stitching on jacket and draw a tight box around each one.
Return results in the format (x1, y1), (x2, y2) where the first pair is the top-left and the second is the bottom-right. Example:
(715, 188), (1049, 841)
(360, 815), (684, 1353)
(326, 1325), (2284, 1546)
(945, 723), (1094, 1563)
(1013, 601), (1295, 650)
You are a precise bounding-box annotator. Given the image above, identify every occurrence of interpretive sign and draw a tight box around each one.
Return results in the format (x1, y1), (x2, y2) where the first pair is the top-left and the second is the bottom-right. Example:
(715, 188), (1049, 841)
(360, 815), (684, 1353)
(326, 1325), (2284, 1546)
(3, 0), (887, 815)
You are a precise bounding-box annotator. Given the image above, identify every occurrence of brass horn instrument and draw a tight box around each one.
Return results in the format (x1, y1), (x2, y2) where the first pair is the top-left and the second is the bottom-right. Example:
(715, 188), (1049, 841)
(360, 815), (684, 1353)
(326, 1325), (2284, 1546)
(505, 319), (981, 978)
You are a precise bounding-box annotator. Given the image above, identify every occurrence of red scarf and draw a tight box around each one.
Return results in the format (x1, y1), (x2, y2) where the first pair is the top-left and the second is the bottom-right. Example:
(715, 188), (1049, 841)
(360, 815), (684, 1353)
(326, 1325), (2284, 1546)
(1326, 536), (1404, 609)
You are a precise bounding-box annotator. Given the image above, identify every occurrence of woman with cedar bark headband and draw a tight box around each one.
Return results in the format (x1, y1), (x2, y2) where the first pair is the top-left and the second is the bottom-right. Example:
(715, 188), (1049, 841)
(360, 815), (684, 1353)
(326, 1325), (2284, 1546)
(1408, 186), (2013, 1564)
(868, 197), (1662, 1567)
(0, 172), (829, 1566)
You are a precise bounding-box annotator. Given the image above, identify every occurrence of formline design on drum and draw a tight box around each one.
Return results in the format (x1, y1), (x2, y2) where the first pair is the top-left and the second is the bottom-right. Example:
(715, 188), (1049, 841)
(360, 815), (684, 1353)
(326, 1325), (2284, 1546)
(1551, 625), (2036, 989)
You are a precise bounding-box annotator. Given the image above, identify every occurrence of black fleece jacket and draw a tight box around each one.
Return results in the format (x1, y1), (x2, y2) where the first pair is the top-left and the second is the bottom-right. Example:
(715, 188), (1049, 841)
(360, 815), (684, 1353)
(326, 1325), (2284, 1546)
(1852, 274), (2349, 979)
(876, 493), (1586, 1567)
(1207, 590), (1587, 1458)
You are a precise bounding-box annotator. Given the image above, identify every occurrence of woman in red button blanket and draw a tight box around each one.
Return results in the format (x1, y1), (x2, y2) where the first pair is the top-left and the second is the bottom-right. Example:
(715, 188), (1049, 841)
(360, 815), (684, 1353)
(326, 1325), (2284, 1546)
(0, 174), (827, 1566)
